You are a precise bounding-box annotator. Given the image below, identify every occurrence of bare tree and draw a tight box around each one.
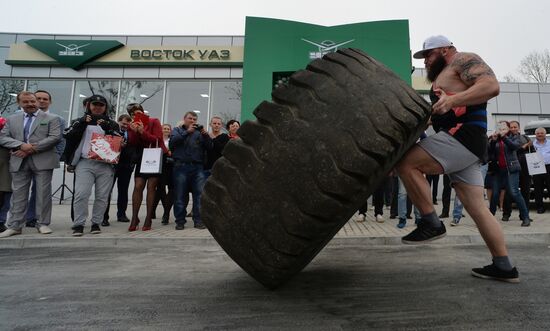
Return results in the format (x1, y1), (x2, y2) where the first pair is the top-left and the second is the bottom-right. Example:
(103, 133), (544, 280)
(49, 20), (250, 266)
(0, 80), (25, 116)
(502, 74), (520, 82)
(518, 49), (550, 83)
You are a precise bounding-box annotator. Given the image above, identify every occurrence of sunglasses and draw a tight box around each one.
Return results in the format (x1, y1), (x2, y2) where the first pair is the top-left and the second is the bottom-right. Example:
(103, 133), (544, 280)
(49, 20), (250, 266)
(127, 103), (143, 111)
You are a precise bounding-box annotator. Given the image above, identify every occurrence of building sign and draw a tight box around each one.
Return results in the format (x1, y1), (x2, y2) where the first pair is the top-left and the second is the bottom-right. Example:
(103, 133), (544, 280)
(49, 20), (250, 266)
(24, 39), (124, 69)
(6, 40), (244, 70)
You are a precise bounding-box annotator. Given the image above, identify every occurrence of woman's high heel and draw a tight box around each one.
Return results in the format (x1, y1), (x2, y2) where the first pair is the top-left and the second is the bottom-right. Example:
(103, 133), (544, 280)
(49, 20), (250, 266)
(128, 220), (140, 232)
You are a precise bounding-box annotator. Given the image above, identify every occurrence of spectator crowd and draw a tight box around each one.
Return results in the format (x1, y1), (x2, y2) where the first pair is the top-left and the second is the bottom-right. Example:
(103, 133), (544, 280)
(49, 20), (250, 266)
(0, 89), (548, 238)
(0, 90), (240, 237)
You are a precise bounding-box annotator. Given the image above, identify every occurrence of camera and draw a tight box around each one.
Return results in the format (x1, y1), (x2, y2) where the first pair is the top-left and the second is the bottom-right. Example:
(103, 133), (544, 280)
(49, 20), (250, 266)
(193, 124), (204, 131)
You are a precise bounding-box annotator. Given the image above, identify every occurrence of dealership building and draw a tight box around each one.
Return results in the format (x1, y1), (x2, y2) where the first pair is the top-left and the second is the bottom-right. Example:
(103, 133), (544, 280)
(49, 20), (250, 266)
(1, 18), (550, 198)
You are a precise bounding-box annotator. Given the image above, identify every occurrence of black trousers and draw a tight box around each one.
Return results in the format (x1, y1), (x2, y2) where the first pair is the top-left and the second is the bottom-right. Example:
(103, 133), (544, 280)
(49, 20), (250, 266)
(426, 174), (440, 202)
(359, 178), (389, 216)
(532, 164), (550, 210)
(104, 164), (134, 220)
(440, 175), (452, 214)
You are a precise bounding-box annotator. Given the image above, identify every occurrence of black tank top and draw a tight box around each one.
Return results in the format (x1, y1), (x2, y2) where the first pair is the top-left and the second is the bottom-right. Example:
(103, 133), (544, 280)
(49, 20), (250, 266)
(429, 87), (488, 162)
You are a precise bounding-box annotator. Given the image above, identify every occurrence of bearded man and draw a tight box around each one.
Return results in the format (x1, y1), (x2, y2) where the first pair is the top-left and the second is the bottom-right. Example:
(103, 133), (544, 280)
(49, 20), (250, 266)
(396, 35), (519, 283)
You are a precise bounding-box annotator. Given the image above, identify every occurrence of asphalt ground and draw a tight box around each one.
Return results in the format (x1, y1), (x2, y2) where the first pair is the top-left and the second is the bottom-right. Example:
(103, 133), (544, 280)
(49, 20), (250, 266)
(0, 243), (549, 330)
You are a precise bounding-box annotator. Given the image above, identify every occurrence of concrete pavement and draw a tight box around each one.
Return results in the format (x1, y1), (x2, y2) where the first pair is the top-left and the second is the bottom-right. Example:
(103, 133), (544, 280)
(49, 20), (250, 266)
(0, 201), (549, 248)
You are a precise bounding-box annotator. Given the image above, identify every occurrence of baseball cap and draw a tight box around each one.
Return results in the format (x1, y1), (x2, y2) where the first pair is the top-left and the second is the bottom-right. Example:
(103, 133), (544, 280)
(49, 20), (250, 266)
(88, 95), (108, 105)
(413, 35), (453, 59)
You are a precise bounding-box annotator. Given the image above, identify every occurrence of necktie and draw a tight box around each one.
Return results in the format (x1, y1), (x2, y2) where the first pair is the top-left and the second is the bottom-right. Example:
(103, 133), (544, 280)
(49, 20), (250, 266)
(23, 113), (34, 143)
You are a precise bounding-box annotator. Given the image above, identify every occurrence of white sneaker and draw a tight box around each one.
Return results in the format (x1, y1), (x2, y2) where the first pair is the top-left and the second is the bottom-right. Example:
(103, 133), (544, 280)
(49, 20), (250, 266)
(37, 225), (53, 234)
(375, 214), (384, 223)
(0, 228), (22, 238)
(356, 214), (366, 222)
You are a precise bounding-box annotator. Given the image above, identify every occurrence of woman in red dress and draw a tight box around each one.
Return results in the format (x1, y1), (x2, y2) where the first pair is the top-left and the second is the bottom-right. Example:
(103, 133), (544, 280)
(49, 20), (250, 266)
(126, 103), (168, 231)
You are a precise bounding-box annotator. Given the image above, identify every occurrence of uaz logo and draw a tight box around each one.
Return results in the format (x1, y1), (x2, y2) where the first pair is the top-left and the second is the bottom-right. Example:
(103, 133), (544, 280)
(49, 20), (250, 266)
(301, 39), (355, 59)
(302, 38), (355, 60)
(56, 43), (91, 56)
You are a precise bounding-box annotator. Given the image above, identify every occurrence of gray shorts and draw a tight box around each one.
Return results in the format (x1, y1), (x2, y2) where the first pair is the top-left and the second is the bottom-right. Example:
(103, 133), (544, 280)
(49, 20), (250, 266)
(419, 131), (483, 186)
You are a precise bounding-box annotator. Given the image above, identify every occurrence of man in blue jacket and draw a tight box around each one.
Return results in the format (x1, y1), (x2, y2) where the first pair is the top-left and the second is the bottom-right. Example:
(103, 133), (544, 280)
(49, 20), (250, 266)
(170, 111), (212, 230)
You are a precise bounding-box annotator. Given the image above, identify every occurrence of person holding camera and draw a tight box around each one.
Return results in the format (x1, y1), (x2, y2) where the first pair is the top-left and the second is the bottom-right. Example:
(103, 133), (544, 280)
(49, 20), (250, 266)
(170, 111), (212, 230)
(126, 103), (167, 232)
(488, 121), (531, 227)
(63, 95), (121, 236)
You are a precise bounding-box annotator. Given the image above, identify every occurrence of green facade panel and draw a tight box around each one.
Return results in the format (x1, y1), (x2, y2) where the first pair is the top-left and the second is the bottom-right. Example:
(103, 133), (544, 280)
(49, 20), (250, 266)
(241, 17), (412, 121)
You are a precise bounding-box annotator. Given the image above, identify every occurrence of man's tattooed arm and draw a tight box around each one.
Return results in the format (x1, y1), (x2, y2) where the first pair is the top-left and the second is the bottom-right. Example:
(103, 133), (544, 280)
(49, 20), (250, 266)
(452, 52), (496, 85)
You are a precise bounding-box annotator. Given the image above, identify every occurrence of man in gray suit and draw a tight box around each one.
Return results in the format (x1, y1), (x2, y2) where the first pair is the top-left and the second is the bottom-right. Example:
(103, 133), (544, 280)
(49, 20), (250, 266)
(0, 91), (61, 238)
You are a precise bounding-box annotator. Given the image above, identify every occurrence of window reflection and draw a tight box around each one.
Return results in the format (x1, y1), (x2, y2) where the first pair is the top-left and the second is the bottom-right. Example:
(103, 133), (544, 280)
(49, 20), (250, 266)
(0, 79), (25, 117)
(118, 80), (164, 120)
(211, 81), (241, 128)
(164, 81), (210, 128)
(27, 80), (72, 122)
(72, 80), (119, 119)
(2, 79), (243, 127)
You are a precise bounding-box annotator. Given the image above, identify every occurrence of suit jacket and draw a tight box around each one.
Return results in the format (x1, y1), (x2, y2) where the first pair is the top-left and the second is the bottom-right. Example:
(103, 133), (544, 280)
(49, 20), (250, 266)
(0, 110), (62, 172)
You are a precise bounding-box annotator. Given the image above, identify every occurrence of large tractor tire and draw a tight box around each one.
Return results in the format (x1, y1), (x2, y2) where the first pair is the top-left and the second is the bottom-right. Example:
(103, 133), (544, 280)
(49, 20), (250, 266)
(201, 48), (431, 289)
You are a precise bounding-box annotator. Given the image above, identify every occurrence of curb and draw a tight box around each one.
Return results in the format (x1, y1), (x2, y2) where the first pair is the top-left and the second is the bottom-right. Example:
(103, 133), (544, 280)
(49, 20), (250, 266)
(0, 233), (548, 249)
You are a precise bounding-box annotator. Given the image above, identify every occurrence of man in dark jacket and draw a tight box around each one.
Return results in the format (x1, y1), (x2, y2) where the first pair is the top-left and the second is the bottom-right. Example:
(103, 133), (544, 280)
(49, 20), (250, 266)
(170, 111), (212, 230)
(63, 95), (121, 236)
(102, 114), (135, 225)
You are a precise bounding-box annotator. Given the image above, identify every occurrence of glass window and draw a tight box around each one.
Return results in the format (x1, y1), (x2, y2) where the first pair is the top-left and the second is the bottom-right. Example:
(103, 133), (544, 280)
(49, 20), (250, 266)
(211, 81), (242, 128)
(72, 80), (119, 120)
(118, 80), (164, 120)
(164, 81), (210, 127)
(27, 80), (73, 122)
(0, 79), (25, 117)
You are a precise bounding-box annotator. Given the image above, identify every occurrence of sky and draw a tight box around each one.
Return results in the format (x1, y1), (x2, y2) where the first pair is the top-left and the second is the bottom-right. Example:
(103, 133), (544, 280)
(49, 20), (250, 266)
(1, 0), (548, 80)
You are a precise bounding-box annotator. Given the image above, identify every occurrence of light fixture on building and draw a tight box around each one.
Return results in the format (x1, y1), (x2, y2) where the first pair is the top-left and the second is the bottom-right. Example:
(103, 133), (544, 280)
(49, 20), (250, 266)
(9, 93), (17, 97)
(193, 110), (201, 113)
(140, 94), (148, 98)
(200, 94), (209, 98)
(79, 94), (87, 98)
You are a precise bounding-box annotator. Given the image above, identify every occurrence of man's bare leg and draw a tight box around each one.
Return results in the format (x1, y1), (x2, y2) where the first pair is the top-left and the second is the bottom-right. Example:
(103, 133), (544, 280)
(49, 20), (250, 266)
(397, 146), (443, 214)
(453, 182), (508, 257)
(397, 146), (447, 243)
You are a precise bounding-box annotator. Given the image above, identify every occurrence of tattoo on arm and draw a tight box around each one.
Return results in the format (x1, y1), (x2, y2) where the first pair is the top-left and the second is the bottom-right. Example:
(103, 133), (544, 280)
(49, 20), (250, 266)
(453, 53), (496, 85)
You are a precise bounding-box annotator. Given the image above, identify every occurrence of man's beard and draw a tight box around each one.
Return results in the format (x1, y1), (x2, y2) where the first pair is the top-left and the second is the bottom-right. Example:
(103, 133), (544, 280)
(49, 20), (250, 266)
(427, 55), (447, 82)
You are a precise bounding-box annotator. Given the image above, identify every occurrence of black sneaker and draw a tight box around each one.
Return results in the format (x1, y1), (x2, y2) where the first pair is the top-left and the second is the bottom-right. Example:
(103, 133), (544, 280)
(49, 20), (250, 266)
(438, 212), (449, 219)
(175, 223), (185, 230)
(90, 224), (101, 234)
(402, 221), (446, 244)
(101, 219), (110, 227)
(72, 225), (84, 237)
(0, 223), (6, 233)
(194, 222), (206, 229)
(25, 219), (37, 228)
(117, 216), (130, 223)
(162, 214), (169, 225)
(501, 215), (510, 222)
(471, 264), (519, 283)
(521, 218), (532, 227)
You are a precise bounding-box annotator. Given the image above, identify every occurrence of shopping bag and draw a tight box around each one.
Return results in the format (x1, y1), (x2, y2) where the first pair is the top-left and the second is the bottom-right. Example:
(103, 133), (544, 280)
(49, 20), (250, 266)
(525, 152), (546, 176)
(140, 147), (163, 174)
(88, 133), (123, 164)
